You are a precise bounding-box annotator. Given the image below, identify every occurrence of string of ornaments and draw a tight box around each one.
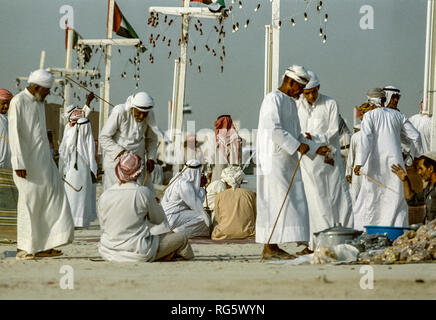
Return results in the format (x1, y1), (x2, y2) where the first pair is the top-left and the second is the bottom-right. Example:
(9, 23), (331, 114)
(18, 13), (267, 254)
(144, 0), (328, 75)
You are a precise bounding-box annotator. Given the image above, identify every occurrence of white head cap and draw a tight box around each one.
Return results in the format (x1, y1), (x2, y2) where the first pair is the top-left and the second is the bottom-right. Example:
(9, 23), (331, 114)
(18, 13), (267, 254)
(221, 166), (245, 189)
(131, 92), (154, 111)
(28, 69), (54, 89)
(304, 70), (320, 89)
(283, 65), (310, 85)
(383, 85), (401, 106)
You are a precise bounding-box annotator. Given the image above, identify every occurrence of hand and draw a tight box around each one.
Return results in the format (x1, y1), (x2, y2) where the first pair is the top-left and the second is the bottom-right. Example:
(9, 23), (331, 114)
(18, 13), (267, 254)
(207, 172), (212, 182)
(146, 159), (155, 173)
(346, 175), (352, 184)
(117, 150), (126, 159)
(354, 165), (362, 176)
(200, 175), (208, 187)
(86, 92), (95, 105)
(316, 146), (331, 156)
(15, 170), (27, 179)
(391, 164), (407, 182)
(298, 143), (310, 155)
(90, 171), (97, 184)
(305, 132), (312, 140)
(324, 157), (334, 166)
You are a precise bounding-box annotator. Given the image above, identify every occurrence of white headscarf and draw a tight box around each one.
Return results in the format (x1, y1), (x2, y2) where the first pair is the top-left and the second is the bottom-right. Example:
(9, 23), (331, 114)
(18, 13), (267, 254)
(283, 65), (310, 85)
(383, 86), (401, 106)
(28, 69), (54, 89)
(221, 166), (244, 189)
(304, 70), (320, 89)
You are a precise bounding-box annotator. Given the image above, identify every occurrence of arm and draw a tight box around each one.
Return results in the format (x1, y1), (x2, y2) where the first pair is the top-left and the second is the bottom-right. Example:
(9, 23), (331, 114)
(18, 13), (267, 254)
(144, 125), (158, 161)
(346, 134), (356, 177)
(401, 119), (424, 158)
(355, 113), (374, 170)
(391, 164), (416, 200)
(310, 100), (340, 146)
(8, 97), (26, 171)
(98, 107), (125, 160)
(137, 187), (170, 235)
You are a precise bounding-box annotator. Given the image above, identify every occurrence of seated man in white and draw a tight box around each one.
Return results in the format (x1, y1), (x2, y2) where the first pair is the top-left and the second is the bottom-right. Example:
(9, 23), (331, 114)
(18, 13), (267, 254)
(161, 159), (211, 238)
(98, 152), (194, 262)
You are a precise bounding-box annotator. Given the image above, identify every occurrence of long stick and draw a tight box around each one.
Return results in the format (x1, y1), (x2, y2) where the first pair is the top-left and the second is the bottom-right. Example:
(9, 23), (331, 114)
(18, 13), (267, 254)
(65, 76), (114, 107)
(347, 165), (398, 193)
(161, 166), (188, 194)
(142, 171), (150, 186)
(261, 153), (304, 262)
(0, 135), (9, 143)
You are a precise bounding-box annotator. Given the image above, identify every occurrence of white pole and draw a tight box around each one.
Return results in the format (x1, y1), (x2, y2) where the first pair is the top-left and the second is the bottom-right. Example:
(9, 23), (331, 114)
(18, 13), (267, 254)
(429, 0), (436, 151)
(61, 28), (74, 141)
(103, 0), (114, 127)
(39, 50), (46, 69)
(271, 0), (280, 90)
(423, 0), (433, 115)
(264, 25), (272, 96)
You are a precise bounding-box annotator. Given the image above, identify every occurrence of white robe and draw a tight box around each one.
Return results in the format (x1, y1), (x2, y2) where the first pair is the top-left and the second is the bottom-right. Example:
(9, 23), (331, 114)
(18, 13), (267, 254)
(0, 114), (11, 169)
(161, 167), (210, 238)
(59, 120), (97, 228)
(8, 89), (74, 253)
(354, 107), (423, 230)
(409, 113), (431, 154)
(99, 104), (158, 191)
(256, 90), (317, 244)
(297, 94), (353, 246)
(346, 131), (362, 205)
(98, 182), (170, 262)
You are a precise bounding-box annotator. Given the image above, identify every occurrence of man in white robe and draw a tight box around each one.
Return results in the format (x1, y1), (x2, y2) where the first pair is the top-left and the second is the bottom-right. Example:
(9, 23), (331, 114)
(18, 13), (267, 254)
(59, 113), (97, 229)
(256, 65), (330, 260)
(409, 99), (431, 154)
(0, 89), (13, 169)
(8, 69), (74, 260)
(99, 92), (165, 191)
(354, 88), (424, 230)
(297, 71), (353, 250)
(161, 159), (211, 238)
(98, 152), (194, 262)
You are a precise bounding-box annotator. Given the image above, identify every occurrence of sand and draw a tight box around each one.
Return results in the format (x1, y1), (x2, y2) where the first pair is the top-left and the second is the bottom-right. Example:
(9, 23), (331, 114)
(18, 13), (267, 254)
(1, 221), (436, 300)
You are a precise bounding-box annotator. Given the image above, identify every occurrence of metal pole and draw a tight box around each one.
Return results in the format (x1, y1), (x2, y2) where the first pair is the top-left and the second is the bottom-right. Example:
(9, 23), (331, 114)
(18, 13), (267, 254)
(39, 50), (46, 69)
(271, 0), (280, 90)
(264, 25), (272, 96)
(103, 0), (114, 126)
(423, 0), (433, 115)
(61, 28), (74, 142)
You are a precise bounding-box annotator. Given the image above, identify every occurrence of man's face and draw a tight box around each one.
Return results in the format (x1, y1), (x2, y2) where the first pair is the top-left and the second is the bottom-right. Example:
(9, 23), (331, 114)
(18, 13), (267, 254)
(34, 86), (50, 102)
(132, 108), (148, 122)
(288, 79), (306, 99)
(0, 100), (10, 114)
(417, 158), (433, 182)
(303, 86), (320, 105)
(387, 94), (400, 109)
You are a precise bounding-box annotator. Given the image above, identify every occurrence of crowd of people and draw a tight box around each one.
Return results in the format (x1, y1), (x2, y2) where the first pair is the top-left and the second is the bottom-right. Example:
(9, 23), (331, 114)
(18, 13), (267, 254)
(0, 65), (434, 262)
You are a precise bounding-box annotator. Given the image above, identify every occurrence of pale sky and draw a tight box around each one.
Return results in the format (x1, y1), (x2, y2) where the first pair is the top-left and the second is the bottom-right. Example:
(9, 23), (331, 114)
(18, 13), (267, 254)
(0, 0), (428, 132)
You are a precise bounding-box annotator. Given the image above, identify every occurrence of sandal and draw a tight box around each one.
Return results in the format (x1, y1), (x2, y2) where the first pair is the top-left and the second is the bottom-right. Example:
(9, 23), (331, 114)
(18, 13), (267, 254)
(35, 249), (63, 257)
(16, 250), (35, 261)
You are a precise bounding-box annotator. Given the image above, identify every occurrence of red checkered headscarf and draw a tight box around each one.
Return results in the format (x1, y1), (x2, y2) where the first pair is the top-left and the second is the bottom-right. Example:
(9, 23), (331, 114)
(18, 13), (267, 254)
(115, 152), (143, 184)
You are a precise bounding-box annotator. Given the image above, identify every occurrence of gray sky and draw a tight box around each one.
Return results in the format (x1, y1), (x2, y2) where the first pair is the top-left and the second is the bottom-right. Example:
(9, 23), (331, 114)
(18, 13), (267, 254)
(0, 0), (428, 132)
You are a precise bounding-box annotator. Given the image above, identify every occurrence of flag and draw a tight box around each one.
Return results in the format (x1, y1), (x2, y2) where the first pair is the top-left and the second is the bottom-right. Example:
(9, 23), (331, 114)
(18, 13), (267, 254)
(111, 1), (139, 39)
(65, 27), (92, 64)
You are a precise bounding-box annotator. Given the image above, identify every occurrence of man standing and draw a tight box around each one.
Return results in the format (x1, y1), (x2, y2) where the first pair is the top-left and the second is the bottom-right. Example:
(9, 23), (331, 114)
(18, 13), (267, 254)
(59, 113), (97, 229)
(99, 92), (163, 191)
(8, 69), (74, 260)
(354, 88), (423, 230)
(98, 152), (194, 262)
(161, 159), (211, 238)
(297, 71), (353, 249)
(256, 65), (329, 260)
(0, 89), (13, 169)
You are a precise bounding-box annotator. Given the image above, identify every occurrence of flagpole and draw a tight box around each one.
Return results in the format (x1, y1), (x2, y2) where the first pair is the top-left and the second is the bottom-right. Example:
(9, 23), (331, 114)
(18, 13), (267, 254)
(104, 0), (115, 127)
(61, 28), (74, 141)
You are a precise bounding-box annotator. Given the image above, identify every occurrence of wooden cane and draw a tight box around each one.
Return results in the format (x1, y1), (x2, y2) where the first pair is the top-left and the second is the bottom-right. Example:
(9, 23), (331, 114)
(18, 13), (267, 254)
(261, 153), (304, 262)
(142, 171), (150, 186)
(65, 76), (114, 108)
(62, 178), (83, 192)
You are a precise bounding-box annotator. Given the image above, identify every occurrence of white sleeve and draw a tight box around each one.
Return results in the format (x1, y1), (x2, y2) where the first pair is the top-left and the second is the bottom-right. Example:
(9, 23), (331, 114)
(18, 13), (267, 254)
(98, 107), (125, 161)
(8, 97), (26, 170)
(355, 113), (374, 166)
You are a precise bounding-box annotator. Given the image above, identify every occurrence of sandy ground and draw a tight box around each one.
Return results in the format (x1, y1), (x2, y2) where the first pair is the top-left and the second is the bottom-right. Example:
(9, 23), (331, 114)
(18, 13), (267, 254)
(1, 221), (436, 300)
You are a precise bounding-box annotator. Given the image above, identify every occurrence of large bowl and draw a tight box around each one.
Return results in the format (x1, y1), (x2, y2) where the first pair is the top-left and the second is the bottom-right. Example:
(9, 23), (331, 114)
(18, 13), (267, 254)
(364, 225), (411, 241)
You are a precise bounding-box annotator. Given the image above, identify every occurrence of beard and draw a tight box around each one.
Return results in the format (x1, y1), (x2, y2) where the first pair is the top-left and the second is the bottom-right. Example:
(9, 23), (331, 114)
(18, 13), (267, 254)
(34, 93), (45, 102)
